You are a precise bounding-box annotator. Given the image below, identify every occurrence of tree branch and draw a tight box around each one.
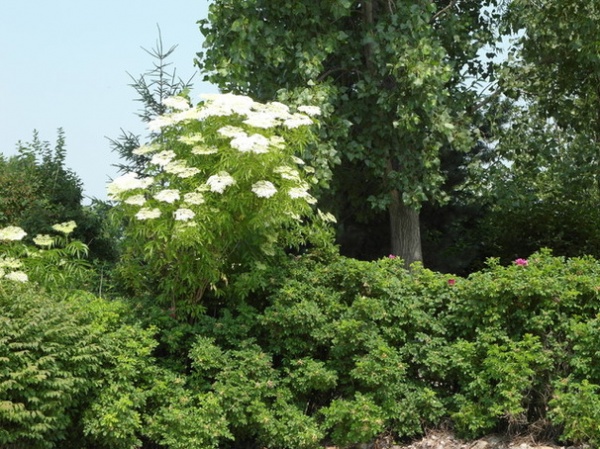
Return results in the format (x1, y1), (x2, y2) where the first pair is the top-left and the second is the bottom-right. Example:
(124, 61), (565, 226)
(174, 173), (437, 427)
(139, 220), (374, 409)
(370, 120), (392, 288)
(430, 0), (457, 24)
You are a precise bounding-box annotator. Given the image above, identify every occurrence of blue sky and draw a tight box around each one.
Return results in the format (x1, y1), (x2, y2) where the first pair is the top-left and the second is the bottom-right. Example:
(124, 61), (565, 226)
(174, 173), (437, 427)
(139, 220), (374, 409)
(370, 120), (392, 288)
(0, 1), (217, 202)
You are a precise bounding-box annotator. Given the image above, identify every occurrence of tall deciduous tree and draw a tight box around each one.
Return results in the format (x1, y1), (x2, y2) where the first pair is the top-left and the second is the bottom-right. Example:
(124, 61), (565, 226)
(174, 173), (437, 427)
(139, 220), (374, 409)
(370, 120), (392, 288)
(466, 0), (600, 262)
(197, 0), (500, 266)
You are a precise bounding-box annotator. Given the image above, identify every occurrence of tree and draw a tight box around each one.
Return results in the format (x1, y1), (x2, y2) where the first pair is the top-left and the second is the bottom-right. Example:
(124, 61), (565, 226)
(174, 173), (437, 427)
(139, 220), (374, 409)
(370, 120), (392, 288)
(110, 27), (194, 177)
(1, 130), (117, 262)
(197, 0), (501, 267)
(464, 0), (600, 263)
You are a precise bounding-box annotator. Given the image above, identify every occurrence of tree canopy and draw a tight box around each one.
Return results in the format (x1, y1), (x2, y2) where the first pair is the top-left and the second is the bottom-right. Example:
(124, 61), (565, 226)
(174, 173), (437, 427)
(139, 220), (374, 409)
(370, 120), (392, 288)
(197, 0), (502, 267)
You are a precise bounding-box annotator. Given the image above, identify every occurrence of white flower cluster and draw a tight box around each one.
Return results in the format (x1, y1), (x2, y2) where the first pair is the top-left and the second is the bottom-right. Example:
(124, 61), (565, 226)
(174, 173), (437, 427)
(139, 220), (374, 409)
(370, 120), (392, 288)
(33, 234), (54, 247)
(147, 93), (319, 133)
(251, 180), (278, 198)
(0, 226), (27, 241)
(108, 94), (326, 225)
(206, 172), (236, 194)
(107, 173), (154, 200)
(0, 256), (28, 283)
(162, 96), (191, 111)
(52, 220), (77, 235)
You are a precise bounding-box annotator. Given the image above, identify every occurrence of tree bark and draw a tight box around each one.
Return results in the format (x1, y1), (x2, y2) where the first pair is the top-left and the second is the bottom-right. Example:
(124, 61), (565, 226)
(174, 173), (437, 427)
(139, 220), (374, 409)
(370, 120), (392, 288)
(389, 189), (423, 269)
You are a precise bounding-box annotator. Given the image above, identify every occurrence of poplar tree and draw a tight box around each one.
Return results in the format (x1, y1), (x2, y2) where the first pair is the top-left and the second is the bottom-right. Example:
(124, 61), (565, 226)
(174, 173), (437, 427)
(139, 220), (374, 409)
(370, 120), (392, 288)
(197, 0), (501, 266)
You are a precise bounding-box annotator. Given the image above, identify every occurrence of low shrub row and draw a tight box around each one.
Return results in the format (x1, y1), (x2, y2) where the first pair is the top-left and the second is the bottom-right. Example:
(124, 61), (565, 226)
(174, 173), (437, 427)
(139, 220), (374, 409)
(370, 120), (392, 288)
(3, 248), (600, 448)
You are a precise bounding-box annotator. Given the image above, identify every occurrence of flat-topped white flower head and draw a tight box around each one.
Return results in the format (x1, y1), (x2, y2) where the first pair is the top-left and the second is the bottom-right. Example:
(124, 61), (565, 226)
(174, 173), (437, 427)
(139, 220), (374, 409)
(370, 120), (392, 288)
(274, 166), (301, 181)
(230, 133), (270, 154)
(192, 145), (219, 155)
(243, 112), (280, 129)
(206, 172), (236, 193)
(164, 161), (201, 178)
(283, 113), (314, 129)
(148, 115), (176, 132)
(178, 133), (205, 145)
(132, 143), (160, 155)
(217, 126), (247, 138)
(135, 208), (161, 220)
(199, 93), (255, 118)
(150, 150), (177, 167)
(107, 173), (154, 199)
(297, 105), (321, 116)
(0, 226), (27, 241)
(124, 194), (147, 206)
(174, 208), (196, 221)
(52, 220), (77, 235)
(0, 257), (23, 269)
(33, 234), (55, 248)
(251, 180), (278, 198)
(154, 189), (180, 204)
(4, 271), (28, 283)
(318, 209), (337, 223)
(183, 192), (205, 205)
(162, 96), (191, 111)
(288, 185), (317, 204)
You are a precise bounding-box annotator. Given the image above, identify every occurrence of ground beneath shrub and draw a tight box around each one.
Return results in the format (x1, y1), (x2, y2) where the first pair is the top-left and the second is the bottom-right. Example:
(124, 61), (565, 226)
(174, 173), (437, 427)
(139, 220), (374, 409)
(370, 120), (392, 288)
(332, 431), (589, 449)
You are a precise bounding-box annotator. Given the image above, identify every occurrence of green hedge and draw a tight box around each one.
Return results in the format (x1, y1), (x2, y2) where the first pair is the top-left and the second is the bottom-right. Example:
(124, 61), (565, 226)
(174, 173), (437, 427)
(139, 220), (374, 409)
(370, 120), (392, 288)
(4, 249), (600, 448)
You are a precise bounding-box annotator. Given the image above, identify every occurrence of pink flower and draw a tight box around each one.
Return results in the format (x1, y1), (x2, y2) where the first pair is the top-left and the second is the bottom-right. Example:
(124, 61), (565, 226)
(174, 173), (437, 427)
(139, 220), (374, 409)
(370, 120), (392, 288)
(514, 258), (529, 266)
(448, 278), (456, 286)
(388, 254), (397, 259)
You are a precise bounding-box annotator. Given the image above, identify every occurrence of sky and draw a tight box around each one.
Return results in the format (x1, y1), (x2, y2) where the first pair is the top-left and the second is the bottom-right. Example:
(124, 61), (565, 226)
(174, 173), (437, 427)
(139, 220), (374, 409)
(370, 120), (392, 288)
(0, 1), (217, 203)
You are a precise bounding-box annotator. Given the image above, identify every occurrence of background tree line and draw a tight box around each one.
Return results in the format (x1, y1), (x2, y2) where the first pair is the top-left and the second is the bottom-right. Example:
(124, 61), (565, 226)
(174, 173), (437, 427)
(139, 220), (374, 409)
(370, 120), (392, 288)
(2, 1), (600, 447)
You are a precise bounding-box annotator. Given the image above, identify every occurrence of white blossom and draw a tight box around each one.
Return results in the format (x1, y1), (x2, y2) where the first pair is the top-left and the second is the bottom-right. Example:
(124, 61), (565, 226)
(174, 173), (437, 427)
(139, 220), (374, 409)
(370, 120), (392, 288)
(0, 226), (27, 241)
(183, 192), (205, 205)
(172, 108), (201, 124)
(154, 189), (180, 203)
(206, 172), (236, 193)
(178, 133), (205, 145)
(52, 220), (77, 235)
(132, 143), (160, 155)
(191, 145), (218, 155)
(318, 209), (337, 223)
(230, 133), (270, 154)
(4, 271), (28, 283)
(297, 105), (321, 116)
(150, 150), (177, 167)
(33, 234), (54, 247)
(243, 112), (280, 129)
(162, 96), (191, 111)
(199, 93), (255, 117)
(288, 185), (317, 204)
(135, 208), (161, 220)
(283, 113), (313, 129)
(217, 125), (247, 138)
(257, 101), (291, 117)
(269, 136), (286, 149)
(107, 173), (154, 199)
(164, 161), (200, 178)
(173, 208), (196, 221)
(291, 156), (305, 165)
(251, 180), (278, 198)
(124, 194), (147, 206)
(0, 257), (23, 269)
(148, 115), (176, 132)
(274, 166), (301, 181)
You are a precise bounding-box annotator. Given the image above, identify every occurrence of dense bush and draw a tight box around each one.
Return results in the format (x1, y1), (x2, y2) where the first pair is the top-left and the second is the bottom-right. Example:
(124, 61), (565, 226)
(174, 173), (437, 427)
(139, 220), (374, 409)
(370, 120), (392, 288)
(163, 249), (600, 447)
(5, 212), (600, 448)
(0, 279), (233, 449)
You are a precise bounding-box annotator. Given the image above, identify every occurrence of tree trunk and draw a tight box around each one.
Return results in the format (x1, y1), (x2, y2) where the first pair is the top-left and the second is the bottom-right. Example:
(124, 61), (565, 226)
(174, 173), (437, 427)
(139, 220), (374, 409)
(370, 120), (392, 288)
(389, 189), (423, 269)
